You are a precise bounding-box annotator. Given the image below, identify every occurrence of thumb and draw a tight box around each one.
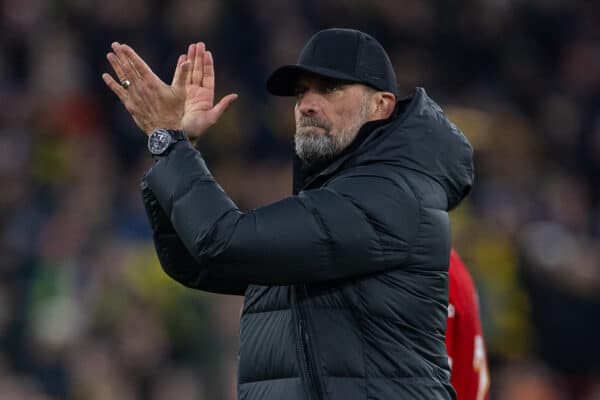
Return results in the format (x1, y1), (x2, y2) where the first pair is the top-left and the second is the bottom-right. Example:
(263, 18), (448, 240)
(209, 93), (238, 120)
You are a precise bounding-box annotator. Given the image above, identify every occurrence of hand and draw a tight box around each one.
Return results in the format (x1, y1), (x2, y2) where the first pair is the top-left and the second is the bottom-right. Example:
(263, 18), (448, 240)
(182, 43), (238, 141)
(102, 42), (189, 135)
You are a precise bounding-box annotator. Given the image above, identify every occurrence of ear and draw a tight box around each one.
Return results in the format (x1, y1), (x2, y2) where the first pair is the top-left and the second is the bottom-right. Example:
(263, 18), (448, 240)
(373, 92), (396, 119)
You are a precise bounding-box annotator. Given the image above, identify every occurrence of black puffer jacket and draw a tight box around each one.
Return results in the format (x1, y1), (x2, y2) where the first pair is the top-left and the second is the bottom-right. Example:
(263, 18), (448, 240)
(141, 88), (474, 400)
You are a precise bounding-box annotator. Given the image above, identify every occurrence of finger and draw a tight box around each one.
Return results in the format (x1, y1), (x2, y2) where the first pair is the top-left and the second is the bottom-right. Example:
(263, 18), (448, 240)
(102, 73), (128, 103)
(178, 60), (192, 87)
(106, 52), (127, 83)
(172, 54), (187, 87)
(192, 42), (205, 85)
(112, 42), (142, 81)
(186, 44), (196, 85)
(109, 41), (123, 64)
(120, 44), (155, 81)
(202, 50), (214, 90)
(209, 93), (238, 121)
(178, 54), (187, 66)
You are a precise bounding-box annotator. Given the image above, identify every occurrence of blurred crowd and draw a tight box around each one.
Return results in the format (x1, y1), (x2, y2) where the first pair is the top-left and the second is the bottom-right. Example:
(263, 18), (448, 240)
(1, 0), (600, 399)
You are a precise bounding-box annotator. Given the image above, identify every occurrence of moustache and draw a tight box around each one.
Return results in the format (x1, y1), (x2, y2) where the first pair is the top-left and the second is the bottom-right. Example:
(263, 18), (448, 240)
(297, 117), (331, 130)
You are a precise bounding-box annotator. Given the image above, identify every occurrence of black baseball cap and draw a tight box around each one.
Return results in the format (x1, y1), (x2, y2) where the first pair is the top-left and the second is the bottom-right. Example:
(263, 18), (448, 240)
(266, 28), (398, 97)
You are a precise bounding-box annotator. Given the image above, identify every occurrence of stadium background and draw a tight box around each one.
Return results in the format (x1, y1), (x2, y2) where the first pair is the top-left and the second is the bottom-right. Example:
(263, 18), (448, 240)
(1, 0), (599, 398)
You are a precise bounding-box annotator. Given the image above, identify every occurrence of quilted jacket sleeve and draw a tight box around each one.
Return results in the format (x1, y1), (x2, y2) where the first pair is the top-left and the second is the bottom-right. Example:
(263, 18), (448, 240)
(141, 177), (249, 295)
(144, 141), (421, 286)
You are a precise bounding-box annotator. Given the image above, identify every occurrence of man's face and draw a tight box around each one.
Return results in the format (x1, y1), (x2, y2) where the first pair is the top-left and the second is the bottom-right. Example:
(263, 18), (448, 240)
(293, 74), (374, 163)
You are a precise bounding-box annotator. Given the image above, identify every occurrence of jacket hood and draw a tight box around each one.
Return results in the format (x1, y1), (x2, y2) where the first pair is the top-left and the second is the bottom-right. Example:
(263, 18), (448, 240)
(295, 88), (474, 211)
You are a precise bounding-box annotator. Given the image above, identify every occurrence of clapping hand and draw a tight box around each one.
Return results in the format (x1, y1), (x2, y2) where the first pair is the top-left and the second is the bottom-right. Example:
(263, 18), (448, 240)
(181, 43), (238, 141)
(103, 42), (237, 144)
(102, 42), (188, 134)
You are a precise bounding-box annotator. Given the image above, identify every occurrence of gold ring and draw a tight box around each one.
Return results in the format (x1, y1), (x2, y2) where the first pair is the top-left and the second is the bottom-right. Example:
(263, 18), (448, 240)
(121, 79), (131, 89)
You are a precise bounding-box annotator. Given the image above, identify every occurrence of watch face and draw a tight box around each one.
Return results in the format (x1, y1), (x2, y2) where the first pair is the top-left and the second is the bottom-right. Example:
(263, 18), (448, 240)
(148, 129), (172, 155)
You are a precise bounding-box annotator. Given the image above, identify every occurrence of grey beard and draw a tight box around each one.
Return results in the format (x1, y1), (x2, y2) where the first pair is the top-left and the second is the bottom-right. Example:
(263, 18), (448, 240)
(294, 101), (370, 164)
(294, 133), (338, 163)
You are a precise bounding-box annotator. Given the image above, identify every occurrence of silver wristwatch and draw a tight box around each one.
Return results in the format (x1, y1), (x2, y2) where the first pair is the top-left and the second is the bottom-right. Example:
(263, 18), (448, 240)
(147, 129), (187, 155)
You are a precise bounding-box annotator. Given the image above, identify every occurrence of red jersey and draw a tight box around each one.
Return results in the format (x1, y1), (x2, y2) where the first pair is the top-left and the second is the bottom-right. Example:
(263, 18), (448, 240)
(446, 249), (490, 400)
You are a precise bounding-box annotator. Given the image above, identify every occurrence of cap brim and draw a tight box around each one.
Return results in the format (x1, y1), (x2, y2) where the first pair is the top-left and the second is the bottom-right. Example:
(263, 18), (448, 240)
(266, 65), (363, 96)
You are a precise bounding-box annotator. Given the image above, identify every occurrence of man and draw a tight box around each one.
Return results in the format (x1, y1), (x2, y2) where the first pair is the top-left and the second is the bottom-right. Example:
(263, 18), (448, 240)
(446, 250), (490, 400)
(103, 28), (474, 400)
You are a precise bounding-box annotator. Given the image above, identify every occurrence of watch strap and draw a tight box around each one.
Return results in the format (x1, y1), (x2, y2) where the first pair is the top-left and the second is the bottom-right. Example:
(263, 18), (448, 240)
(168, 129), (187, 142)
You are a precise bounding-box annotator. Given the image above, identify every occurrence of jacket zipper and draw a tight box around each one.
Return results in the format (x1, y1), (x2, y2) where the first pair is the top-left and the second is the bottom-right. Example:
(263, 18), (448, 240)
(294, 285), (324, 400)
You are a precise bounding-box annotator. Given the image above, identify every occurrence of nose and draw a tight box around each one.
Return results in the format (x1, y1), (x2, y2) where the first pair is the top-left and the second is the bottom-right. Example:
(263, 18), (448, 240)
(296, 90), (320, 116)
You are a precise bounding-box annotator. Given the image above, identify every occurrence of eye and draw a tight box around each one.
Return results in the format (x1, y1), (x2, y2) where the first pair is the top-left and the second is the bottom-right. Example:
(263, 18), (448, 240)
(293, 85), (307, 98)
(323, 84), (340, 94)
